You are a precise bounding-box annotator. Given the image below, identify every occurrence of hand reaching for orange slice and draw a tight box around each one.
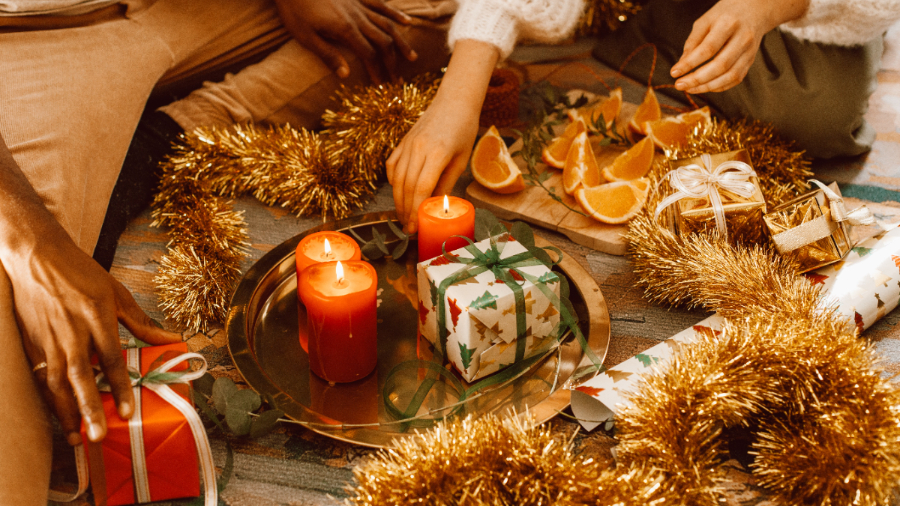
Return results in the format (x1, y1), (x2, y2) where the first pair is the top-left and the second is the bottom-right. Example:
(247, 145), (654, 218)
(471, 125), (526, 194)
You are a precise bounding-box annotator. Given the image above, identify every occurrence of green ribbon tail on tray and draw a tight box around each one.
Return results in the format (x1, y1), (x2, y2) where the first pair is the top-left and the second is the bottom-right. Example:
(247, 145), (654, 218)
(386, 231), (605, 429)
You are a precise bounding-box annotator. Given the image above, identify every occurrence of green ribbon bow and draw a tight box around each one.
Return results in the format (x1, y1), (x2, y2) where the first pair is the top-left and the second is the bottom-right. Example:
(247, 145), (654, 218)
(385, 225), (604, 429)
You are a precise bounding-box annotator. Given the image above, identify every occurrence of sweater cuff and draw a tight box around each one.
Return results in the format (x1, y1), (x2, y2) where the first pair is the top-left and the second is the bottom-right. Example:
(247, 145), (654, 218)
(780, 0), (900, 46)
(447, 0), (519, 60)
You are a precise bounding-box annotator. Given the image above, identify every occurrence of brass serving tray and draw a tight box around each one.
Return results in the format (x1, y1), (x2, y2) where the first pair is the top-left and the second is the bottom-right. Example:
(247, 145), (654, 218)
(226, 212), (610, 448)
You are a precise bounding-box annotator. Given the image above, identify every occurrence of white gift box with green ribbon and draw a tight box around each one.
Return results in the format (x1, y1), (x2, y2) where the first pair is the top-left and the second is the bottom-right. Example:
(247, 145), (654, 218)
(416, 234), (562, 382)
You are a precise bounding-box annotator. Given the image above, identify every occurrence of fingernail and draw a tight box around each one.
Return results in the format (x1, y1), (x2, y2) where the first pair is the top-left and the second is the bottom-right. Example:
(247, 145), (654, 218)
(87, 421), (104, 442)
(671, 68), (682, 78)
(66, 432), (82, 446)
(338, 66), (350, 78)
(118, 400), (133, 419)
(675, 81), (687, 91)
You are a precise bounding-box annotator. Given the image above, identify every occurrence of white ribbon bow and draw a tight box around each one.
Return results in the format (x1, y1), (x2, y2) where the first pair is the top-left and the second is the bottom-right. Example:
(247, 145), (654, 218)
(50, 351), (217, 506)
(808, 179), (875, 227)
(654, 153), (758, 240)
(771, 180), (876, 253)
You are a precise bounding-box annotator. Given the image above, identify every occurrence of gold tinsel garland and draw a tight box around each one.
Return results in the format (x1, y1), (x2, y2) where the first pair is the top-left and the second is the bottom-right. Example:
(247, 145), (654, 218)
(347, 118), (900, 505)
(151, 80), (435, 330)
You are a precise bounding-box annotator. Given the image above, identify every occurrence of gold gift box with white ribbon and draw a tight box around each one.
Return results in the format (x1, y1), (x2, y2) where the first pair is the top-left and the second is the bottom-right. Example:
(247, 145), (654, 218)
(764, 181), (873, 273)
(656, 150), (767, 245)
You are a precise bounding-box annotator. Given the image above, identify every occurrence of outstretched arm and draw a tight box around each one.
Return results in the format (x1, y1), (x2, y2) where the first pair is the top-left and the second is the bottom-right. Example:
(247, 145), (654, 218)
(386, 39), (500, 233)
(0, 132), (180, 447)
(670, 0), (810, 94)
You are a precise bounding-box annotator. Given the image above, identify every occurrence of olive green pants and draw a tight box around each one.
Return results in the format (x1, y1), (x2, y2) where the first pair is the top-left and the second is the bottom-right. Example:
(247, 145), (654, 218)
(593, 0), (884, 158)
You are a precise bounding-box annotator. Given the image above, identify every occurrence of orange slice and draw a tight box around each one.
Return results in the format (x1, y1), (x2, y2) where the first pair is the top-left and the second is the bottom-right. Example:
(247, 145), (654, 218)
(575, 178), (650, 224)
(567, 88), (623, 129)
(541, 119), (586, 169)
(601, 137), (655, 181)
(471, 125), (526, 194)
(645, 106), (712, 150)
(628, 87), (661, 136)
(562, 131), (603, 195)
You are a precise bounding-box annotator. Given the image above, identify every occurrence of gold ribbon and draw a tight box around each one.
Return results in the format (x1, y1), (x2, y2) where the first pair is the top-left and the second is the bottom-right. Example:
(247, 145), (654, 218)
(654, 153), (758, 240)
(771, 180), (875, 254)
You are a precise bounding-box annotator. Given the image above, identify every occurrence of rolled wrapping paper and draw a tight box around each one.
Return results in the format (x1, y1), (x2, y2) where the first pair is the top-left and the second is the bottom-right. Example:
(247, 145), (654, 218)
(571, 223), (900, 431)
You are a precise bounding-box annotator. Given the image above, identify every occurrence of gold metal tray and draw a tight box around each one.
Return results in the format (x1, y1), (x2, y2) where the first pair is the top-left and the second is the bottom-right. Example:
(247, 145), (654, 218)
(226, 212), (610, 448)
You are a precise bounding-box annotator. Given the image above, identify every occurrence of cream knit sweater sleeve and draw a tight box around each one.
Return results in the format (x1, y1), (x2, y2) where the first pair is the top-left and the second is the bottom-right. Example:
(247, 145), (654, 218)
(780, 0), (900, 46)
(447, 0), (586, 60)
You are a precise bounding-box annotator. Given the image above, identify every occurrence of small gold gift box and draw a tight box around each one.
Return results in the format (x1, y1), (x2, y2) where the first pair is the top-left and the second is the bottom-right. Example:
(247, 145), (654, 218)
(764, 182), (867, 273)
(657, 150), (767, 245)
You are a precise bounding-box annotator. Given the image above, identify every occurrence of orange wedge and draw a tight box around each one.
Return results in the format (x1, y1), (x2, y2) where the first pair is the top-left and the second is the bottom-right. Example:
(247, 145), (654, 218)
(471, 125), (526, 194)
(562, 131), (603, 195)
(542, 119), (586, 169)
(628, 88), (661, 136)
(645, 106), (711, 150)
(575, 178), (650, 224)
(567, 88), (622, 129)
(601, 137), (655, 181)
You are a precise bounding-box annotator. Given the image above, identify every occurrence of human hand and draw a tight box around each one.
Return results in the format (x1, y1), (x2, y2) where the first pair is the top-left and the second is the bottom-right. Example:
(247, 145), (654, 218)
(274, 0), (417, 83)
(10, 228), (180, 447)
(386, 40), (500, 233)
(670, 0), (809, 94)
(387, 92), (481, 233)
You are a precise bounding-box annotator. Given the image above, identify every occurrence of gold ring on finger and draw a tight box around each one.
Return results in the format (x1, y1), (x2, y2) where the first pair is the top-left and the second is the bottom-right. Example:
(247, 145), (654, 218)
(31, 361), (48, 374)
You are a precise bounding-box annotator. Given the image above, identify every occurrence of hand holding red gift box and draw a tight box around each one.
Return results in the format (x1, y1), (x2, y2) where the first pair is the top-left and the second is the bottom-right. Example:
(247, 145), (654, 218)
(51, 343), (218, 506)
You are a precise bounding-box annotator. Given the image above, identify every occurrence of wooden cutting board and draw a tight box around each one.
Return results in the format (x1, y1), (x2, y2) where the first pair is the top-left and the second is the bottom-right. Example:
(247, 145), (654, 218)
(467, 98), (663, 256)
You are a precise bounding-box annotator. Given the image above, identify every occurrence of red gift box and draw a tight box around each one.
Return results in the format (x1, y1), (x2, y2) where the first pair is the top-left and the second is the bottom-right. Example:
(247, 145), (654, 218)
(79, 343), (214, 506)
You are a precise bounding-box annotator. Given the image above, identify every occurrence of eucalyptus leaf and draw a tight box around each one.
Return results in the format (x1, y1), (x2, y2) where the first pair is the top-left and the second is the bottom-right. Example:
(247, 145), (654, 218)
(228, 388), (262, 414)
(531, 248), (553, 267)
(211, 377), (238, 416)
(249, 409), (284, 439)
(193, 372), (215, 397)
(510, 221), (535, 249)
(474, 209), (502, 242)
(361, 241), (385, 259)
(386, 219), (406, 240)
(225, 406), (252, 436)
(192, 390), (226, 433)
(392, 236), (409, 259)
(371, 227), (390, 255)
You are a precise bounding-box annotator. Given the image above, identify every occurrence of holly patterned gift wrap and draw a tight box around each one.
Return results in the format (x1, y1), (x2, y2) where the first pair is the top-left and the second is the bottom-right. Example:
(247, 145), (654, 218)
(417, 234), (562, 382)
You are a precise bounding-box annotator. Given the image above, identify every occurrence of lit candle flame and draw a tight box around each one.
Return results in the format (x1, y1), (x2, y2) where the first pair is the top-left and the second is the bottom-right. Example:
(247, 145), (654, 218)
(335, 260), (344, 284)
(323, 237), (332, 257)
(443, 195), (450, 215)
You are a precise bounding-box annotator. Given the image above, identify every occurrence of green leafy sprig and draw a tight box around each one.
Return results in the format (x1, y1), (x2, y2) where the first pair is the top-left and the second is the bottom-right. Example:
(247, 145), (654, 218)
(347, 219), (409, 260)
(512, 82), (632, 218)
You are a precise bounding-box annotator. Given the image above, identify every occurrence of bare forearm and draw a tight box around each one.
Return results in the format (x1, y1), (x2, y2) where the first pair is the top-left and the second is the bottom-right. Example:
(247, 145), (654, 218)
(0, 132), (67, 264)
(432, 39), (501, 124)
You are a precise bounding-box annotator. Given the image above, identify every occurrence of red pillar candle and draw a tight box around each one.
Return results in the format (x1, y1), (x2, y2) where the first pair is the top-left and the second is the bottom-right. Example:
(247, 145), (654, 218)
(295, 231), (361, 276)
(417, 195), (476, 262)
(298, 260), (378, 383)
(295, 231), (362, 354)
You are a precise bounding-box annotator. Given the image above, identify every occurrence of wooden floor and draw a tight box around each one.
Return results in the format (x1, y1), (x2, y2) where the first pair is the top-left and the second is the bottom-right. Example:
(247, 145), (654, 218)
(53, 29), (900, 506)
